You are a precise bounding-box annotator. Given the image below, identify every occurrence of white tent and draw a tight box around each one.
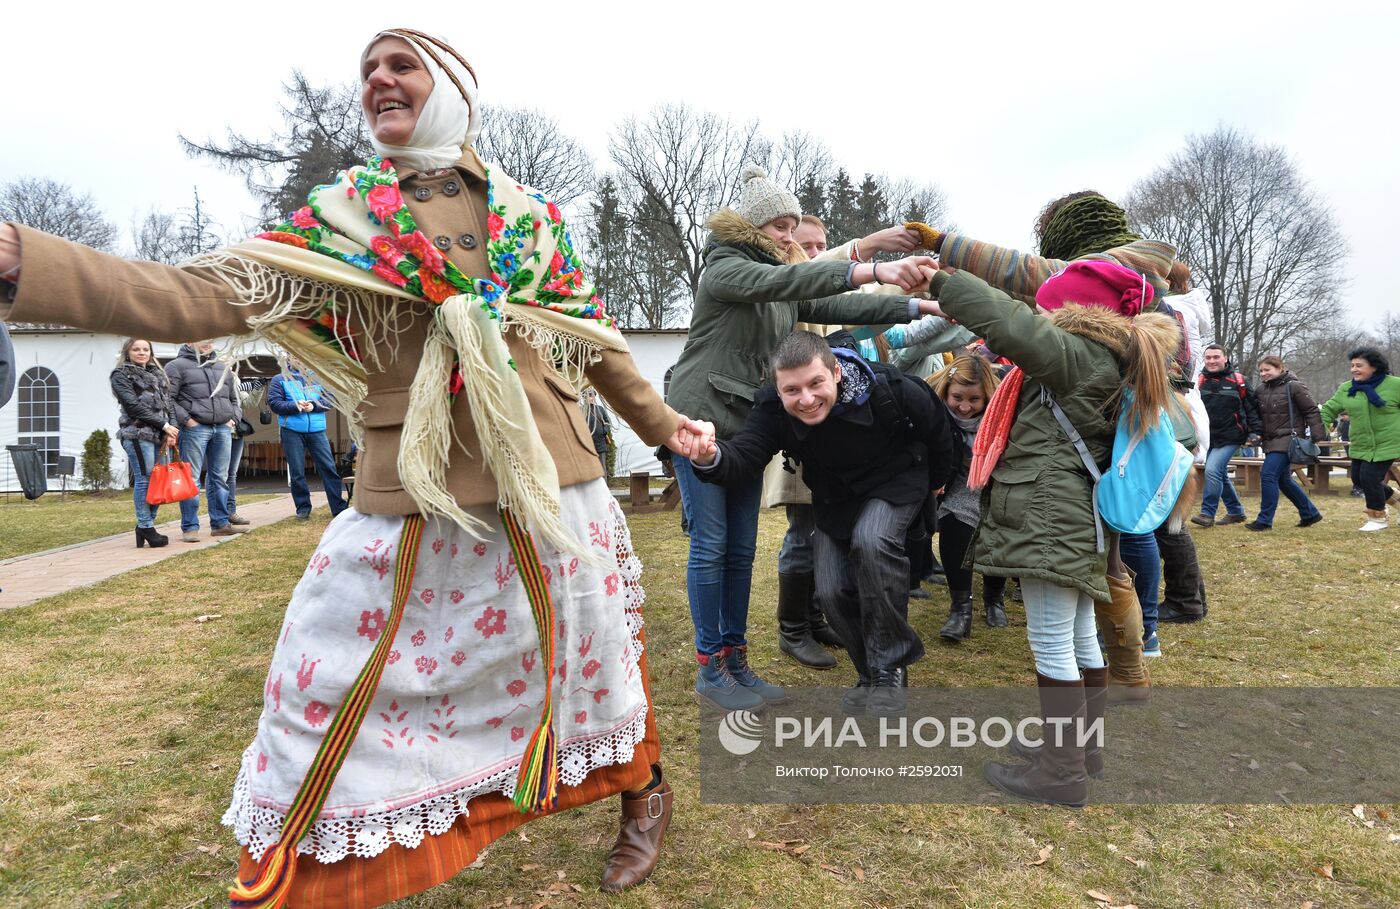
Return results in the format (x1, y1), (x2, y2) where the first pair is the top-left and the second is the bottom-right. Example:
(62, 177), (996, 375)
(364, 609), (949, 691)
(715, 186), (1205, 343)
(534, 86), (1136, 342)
(0, 328), (288, 495)
(607, 329), (689, 477)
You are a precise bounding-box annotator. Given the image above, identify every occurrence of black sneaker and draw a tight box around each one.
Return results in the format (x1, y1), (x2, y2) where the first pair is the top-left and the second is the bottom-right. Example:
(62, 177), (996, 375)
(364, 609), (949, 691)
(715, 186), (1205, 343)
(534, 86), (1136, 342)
(1298, 514), (1324, 528)
(1244, 521), (1271, 531)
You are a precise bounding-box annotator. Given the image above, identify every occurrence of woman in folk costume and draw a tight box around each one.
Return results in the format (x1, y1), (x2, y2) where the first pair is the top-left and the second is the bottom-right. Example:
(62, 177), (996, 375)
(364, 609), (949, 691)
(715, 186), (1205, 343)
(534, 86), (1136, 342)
(0, 28), (707, 908)
(922, 260), (1188, 807)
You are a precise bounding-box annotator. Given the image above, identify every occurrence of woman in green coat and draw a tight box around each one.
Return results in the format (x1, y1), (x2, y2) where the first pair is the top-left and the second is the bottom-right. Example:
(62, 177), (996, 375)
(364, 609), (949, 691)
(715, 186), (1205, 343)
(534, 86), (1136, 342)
(664, 165), (940, 711)
(1319, 347), (1400, 531)
(928, 259), (1184, 808)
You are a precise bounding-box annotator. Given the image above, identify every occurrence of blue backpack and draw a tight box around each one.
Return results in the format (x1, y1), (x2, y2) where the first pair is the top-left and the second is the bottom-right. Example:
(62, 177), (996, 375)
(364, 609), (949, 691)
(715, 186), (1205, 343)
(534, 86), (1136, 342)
(1044, 387), (1194, 545)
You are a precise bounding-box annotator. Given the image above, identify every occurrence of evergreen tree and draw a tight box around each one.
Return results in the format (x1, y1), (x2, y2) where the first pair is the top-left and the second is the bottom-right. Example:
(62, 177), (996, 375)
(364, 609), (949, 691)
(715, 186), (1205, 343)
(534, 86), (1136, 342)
(825, 169), (858, 244)
(796, 172), (826, 223)
(854, 173), (888, 240)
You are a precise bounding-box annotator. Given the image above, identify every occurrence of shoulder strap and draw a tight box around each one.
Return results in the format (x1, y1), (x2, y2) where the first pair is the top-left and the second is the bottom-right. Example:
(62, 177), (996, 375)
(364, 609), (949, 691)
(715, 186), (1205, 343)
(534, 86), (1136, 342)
(1233, 372), (1248, 401)
(1039, 386), (1105, 553)
(869, 367), (914, 435)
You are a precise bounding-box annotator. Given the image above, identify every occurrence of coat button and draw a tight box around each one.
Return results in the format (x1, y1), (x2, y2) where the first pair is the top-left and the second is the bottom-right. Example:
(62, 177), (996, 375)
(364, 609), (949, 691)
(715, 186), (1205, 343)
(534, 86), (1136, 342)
(458, 233), (478, 249)
(443, 180), (460, 196)
(434, 235), (452, 251)
(414, 186), (433, 201)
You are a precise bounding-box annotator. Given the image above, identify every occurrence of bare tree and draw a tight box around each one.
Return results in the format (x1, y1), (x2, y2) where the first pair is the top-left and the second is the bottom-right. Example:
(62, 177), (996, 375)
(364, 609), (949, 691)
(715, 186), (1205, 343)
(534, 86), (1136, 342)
(132, 209), (182, 263)
(608, 103), (769, 301)
(0, 178), (118, 250)
(475, 105), (596, 209)
(882, 176), (953, 229)
(131, 188), (222, 264)
(1125, 126), (1349, 372)
(769, 130), (835, 201)
(1282, 321), (1372, 400)
(181, 71), (371, 222)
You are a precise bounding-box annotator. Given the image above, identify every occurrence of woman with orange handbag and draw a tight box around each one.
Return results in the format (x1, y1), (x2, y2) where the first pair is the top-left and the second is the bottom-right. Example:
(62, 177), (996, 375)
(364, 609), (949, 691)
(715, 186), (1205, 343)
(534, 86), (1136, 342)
(110, 338), (179, 547)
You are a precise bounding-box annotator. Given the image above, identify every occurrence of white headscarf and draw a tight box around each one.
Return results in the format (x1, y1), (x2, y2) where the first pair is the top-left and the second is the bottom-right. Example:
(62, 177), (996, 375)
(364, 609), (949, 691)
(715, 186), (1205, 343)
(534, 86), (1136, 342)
(362, 30), (480, 173)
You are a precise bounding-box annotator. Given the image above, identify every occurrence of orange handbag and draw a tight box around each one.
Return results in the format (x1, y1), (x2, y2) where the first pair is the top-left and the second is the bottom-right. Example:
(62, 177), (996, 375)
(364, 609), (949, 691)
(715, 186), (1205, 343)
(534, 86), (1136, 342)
(145, 447), (199, 505)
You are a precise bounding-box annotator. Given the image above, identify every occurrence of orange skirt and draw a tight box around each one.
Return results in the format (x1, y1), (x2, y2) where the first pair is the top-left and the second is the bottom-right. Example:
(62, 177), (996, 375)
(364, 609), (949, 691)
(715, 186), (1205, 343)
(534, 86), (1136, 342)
(236, 632), (661, 908)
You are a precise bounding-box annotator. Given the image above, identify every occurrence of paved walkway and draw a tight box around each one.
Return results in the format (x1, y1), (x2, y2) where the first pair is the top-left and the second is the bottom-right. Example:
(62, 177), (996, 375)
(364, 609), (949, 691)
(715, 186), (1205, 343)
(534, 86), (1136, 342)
(0, 492), (338, 611)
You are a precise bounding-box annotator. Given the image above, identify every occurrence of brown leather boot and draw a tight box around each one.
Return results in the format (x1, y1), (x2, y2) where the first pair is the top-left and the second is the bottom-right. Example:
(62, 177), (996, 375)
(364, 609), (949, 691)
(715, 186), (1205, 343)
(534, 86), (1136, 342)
(599, 764), (672, 892)
(984, 672), (1089, 807)
(1006, 665), (1107, 779)
(1097, 572), (1150, 705)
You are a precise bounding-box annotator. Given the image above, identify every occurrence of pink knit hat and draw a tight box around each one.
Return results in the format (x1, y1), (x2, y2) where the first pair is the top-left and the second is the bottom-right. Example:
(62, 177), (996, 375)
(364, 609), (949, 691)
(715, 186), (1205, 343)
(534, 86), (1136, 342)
(1035, 260), (1153, 317)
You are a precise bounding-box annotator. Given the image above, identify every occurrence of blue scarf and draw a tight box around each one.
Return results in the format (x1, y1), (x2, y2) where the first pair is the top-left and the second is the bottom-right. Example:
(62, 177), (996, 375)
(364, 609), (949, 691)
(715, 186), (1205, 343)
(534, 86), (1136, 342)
(1347, 370), (1389, 409)
(831, 348), (875, 415)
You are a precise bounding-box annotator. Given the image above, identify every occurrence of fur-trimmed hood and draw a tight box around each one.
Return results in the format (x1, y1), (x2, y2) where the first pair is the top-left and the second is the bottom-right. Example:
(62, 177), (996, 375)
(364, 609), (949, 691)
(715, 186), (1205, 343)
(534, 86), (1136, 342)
(1047, 303), (1181, 362)
(704, 208), (805, 265)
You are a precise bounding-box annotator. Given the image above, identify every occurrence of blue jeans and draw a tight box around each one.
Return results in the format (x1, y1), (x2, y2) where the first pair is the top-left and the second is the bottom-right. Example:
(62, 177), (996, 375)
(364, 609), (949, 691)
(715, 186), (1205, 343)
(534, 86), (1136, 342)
(227, 435), (245, 515)
(1201, 444), (1245, 518)
(1256, 450), (1320, 527)
(280, 428), (346, 518)
(1020, 578), (1105, 681)
(1118, 531), (1160, 640)
(672, 454), (762, 656)
(121, 438), (161, 529)
(179, 423), (231, 531)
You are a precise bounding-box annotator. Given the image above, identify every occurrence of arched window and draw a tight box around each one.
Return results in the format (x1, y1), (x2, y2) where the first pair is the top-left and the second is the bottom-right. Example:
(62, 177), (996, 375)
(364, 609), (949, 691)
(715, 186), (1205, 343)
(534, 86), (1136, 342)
(18, 367), (60, 472)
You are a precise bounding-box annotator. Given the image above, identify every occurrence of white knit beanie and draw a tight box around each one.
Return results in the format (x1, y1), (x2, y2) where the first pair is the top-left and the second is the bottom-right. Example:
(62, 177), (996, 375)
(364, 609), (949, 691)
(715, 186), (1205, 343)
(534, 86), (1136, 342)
(736, 165), (800, 229)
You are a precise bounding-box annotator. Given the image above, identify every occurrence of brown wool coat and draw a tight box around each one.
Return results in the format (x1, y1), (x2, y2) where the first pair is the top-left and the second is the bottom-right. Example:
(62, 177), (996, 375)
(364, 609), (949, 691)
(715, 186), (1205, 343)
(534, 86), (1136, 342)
(1, 152), (679, 516)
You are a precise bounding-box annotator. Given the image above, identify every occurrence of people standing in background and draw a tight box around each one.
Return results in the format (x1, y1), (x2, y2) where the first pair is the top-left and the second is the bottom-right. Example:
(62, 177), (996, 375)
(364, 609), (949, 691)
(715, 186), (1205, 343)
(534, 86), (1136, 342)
(583, 387), (612, 476)
(1193, 344), (1263, 527)
(165, 340), (246, 541)
(267, 360), (348, 522)
(225, 377), (266, 526)
(1246, 356), (1325, 531)
(111, 338), (178, 548)
(1319, 347), (1400, 531)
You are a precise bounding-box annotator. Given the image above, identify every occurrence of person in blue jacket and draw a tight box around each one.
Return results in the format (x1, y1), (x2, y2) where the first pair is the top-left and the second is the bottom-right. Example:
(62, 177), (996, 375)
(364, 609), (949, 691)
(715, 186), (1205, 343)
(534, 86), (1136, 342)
(267, 360), (348, 521)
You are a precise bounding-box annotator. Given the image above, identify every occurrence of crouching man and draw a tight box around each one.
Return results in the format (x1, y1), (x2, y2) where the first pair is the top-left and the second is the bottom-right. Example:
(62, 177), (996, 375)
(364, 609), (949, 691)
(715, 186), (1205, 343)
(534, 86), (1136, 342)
(689, 331), (955, 714)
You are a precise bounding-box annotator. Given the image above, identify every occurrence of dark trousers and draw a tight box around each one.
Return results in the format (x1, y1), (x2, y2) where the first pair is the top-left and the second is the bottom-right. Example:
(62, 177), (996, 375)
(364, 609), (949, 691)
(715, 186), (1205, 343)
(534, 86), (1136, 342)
(813, 498), (925, 676)
(281, 428), (347, 518)
(1155, 525), (1206, 618)
(1355, 458), (1397, 511)
(937, 513), (1006, 600)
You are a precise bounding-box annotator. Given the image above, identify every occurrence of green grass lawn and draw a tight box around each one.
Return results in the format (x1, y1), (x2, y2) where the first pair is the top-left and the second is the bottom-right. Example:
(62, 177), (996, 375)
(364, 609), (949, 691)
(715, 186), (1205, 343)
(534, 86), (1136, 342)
(0, 492), (277, 561)
(0, 495), (1397, 908)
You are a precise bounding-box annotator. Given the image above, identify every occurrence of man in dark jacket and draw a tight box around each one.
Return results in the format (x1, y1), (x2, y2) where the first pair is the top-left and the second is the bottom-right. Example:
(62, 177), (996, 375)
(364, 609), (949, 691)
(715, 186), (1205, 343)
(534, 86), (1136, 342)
(691, 331), (955, 714)
(1193, 344), (1263, 527)
(165, 341), (246, 541)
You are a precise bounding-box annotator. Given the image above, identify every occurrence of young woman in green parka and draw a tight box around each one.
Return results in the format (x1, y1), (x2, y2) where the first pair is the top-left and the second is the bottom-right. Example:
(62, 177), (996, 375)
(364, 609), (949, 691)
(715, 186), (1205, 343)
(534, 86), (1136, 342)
(1319, 347), (1400, 531)
(665, 166), (942, 711)
(923, 259), (1187, 807)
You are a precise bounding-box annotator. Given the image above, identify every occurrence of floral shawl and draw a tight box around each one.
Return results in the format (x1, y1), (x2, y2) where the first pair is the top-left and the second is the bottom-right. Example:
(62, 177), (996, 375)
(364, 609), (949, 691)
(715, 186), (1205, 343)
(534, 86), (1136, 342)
(188, 154), (626, 555)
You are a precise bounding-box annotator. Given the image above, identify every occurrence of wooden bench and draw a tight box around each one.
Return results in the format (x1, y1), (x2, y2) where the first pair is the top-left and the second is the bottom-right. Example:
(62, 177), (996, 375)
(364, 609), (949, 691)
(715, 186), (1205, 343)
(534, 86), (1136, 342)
(1229, 455), (1366, 496)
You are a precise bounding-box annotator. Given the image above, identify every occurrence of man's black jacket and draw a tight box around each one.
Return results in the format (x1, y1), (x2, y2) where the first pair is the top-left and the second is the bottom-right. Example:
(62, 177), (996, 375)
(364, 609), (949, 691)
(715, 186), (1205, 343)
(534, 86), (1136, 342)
(1198, 360), (1263, 448)
(696, 356), (955, 540)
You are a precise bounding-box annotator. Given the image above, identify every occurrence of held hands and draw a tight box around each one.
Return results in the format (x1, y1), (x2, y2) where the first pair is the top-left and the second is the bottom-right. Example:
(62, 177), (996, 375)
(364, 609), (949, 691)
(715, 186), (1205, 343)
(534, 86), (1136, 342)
(162, 423), (179, 447)
(665, 417), (717, 465)
(858, 255), (939, 292)
(857, 225), (922, 258)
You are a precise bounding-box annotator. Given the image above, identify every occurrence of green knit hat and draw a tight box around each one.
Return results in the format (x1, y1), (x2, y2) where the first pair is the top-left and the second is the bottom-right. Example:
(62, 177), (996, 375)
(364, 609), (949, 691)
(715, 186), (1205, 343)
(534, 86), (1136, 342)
(1039, 194), (1142, 262)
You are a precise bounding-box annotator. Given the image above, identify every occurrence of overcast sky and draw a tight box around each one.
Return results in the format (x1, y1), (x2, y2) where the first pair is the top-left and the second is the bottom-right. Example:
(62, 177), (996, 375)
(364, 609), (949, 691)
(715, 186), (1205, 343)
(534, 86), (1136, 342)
(6, 1), (1394, 331)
